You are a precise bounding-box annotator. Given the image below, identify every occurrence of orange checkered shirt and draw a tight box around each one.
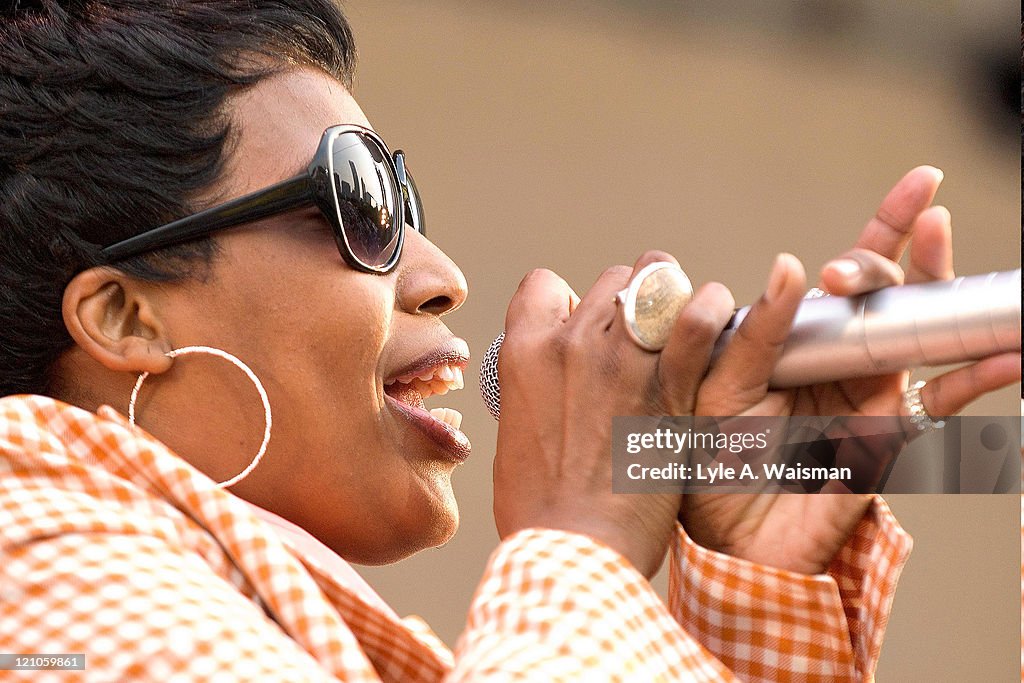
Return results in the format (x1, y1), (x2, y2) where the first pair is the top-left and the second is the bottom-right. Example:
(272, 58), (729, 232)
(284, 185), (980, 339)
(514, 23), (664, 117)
(0, 395), (911, 681)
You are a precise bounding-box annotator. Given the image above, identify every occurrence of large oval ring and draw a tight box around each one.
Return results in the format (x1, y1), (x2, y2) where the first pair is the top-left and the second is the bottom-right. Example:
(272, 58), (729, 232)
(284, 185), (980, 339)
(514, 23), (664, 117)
(614, 261), (694, 351)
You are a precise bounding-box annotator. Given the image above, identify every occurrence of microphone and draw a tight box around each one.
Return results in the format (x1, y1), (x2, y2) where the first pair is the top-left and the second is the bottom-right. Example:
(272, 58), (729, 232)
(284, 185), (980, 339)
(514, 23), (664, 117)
(480, 268), (1021, 420)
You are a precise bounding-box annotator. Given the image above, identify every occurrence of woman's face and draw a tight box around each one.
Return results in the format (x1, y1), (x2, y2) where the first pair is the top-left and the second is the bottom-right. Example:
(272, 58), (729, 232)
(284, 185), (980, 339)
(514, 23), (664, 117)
(135, 67), (470, 564)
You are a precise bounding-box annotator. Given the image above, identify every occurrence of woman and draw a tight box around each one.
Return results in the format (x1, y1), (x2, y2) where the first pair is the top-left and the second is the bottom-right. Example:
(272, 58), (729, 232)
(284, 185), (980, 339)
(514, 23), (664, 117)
(0, 1), (1017, 681)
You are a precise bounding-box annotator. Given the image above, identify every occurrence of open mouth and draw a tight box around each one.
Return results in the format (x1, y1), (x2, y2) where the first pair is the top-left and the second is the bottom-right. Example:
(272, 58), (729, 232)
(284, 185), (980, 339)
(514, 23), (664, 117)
(383, 363), (466, 429)
(382, 342), (472, 462)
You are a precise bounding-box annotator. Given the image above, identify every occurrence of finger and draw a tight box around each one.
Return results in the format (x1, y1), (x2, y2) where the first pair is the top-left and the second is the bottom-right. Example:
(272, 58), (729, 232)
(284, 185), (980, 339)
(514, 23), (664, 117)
(504, 268), (579, 336)
(854, 165), (944, 261)
(657, 281), (736, 413)
(819, 248), (905, 296)
(570, 264), (633, 330)
(702, 253), (807, 405)
(905, 205), (954, 284)
(919, 353), (1021, 417)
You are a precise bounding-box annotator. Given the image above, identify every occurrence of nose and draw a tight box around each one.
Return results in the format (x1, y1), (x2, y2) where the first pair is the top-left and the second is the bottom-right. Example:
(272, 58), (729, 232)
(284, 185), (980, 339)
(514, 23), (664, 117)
(394, 230), (468, 316)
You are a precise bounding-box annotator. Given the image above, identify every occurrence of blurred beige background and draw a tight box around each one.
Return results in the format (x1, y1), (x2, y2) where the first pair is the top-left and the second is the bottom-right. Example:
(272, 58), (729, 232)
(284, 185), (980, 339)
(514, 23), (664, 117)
(345, 1), (1021, 679)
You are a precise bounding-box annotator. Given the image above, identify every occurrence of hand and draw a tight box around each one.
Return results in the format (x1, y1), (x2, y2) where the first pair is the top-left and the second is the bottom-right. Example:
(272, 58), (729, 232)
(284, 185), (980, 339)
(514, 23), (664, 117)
(493, 251), (735, 578)
(677, 166), (1021, 574)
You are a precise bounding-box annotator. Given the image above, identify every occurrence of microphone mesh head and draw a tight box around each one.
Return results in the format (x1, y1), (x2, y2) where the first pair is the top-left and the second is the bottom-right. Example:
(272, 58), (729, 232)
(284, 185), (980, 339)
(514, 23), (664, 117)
(480, 332), (504, 420)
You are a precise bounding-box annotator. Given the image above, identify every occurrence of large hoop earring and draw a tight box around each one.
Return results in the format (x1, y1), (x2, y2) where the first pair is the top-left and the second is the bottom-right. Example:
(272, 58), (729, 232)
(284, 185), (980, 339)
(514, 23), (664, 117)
(128, 346), (272, 489)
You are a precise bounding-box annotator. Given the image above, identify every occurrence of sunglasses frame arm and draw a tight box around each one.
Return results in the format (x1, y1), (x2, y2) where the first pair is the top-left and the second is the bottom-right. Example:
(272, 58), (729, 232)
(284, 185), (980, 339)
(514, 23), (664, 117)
(99, 174), (313, 262)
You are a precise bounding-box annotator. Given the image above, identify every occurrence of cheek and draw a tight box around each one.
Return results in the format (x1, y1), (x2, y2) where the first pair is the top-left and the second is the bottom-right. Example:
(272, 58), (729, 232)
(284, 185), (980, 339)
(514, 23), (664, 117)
(217, 242), (395, 376)
(272, 279), (394, 406)
(178, 246), (397, 431)
(303, 287), (393, 424)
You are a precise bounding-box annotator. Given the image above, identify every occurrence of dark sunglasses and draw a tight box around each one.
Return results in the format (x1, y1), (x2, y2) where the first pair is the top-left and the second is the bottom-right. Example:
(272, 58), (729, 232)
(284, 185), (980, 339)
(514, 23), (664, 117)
(100, 124), (424, 273)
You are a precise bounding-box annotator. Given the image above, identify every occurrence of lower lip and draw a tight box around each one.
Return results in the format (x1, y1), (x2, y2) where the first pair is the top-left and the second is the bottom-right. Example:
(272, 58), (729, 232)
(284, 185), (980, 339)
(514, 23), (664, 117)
(384, 394), (472, 463)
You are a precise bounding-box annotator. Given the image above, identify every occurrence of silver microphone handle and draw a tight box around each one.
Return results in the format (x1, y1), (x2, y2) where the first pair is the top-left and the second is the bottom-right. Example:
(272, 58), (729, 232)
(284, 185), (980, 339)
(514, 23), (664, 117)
(480, 269), (1022, 419)
(718, 268), (1021, 388)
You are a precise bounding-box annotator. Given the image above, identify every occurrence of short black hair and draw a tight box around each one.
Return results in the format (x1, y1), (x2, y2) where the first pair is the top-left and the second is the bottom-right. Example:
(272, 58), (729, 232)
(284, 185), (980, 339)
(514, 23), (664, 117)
(0, 0), (357, 396)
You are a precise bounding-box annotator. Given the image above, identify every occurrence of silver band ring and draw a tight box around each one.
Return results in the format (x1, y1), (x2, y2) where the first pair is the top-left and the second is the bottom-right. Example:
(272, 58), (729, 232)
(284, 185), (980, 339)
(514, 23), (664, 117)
(805, 287), (829, 299)
(903, 380), (945, 432)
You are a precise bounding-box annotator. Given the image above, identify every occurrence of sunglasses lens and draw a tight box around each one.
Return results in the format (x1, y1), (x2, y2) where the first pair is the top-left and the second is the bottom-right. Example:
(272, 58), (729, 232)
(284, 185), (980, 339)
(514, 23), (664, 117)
(329, 131), (402, 269)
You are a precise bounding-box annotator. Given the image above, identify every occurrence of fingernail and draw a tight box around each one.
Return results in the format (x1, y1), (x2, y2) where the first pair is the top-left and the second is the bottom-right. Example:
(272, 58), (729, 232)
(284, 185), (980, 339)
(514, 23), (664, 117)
(929, 205), (952, 225)
(827, 258), (860, 280)
(766, 254), (788, 302)
(931, 167), (944, 183)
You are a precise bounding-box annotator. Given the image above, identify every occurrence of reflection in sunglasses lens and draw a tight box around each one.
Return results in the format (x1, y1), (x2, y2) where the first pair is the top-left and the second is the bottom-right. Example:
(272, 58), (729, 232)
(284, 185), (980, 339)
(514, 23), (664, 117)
(331, 133), (400, 267)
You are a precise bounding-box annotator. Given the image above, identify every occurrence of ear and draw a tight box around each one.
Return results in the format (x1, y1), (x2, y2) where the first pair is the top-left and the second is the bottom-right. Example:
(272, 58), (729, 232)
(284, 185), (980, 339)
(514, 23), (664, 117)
(62, 268), (174, 375)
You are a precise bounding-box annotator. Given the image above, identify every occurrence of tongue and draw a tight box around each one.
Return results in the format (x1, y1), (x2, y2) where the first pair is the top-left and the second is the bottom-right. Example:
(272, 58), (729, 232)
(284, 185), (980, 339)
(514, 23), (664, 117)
(385, 383), (425, 410)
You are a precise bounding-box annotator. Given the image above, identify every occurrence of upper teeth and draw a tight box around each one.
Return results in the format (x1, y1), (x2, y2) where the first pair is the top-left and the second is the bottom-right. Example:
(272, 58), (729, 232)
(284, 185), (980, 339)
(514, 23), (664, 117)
(385, 364), (465, 397)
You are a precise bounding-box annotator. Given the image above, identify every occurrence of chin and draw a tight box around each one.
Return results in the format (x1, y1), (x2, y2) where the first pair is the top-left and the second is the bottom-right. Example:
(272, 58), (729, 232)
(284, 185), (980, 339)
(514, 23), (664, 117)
(336, 487), (460, 566)
(351, 510), (460, 566)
